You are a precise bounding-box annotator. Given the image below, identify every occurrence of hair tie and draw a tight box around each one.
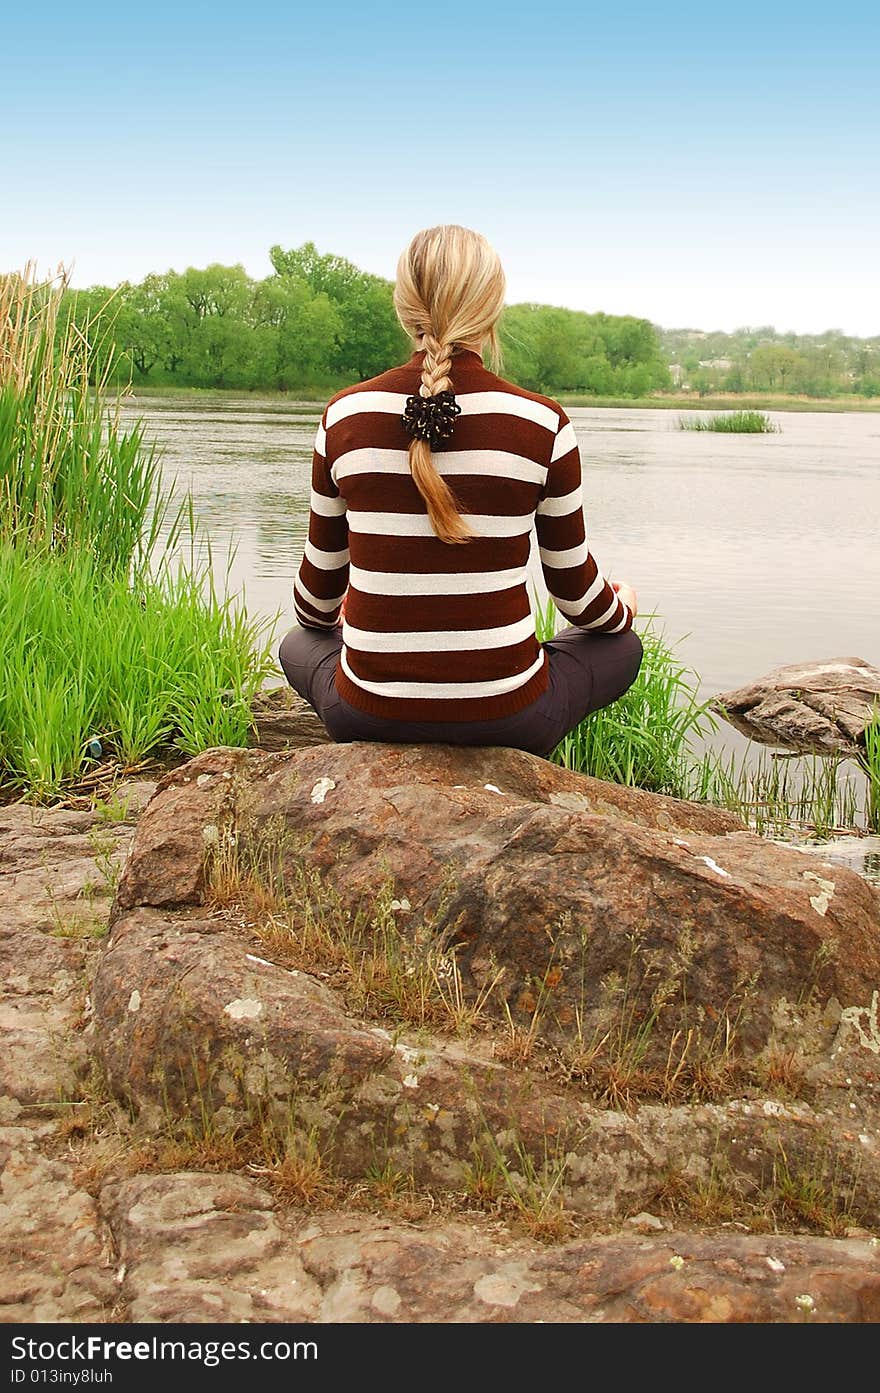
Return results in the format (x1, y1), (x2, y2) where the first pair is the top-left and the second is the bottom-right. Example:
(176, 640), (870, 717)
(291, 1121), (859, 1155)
(402, 390), (461, 448)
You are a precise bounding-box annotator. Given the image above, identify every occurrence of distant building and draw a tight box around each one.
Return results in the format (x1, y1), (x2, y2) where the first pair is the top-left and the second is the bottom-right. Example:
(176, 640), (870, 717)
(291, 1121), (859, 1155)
(698, 358), (733, 371)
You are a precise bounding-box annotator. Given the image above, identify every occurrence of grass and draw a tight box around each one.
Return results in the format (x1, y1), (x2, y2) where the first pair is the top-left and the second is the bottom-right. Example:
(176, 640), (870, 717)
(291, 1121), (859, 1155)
(534, 598), (879, 837)
(652, 1143), (865, 1238)
(677, 409), (779, 433)
(464, 1133), (575, 1240)
(858, 711), (880, 833)
(535, 598), (716, 798)
(0, 262), (275, 801)
(206, 828), (499, 1038)
(0, 541), (274, 799)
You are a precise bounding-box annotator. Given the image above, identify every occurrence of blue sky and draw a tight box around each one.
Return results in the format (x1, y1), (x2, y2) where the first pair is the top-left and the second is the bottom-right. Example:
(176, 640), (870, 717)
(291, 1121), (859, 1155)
(4, 1), (878, 334)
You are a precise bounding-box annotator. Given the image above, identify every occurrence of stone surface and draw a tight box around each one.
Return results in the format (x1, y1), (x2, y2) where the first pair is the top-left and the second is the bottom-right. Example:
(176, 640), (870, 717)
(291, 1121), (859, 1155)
(712, 657), (880, 754)
(4, 757), (880, 1324)
(93, 1185), (880, 1324)
(0, 783), (153, 1105)
(109, 743), (880, 1059)
(89, 893), (880, 1216)
(103, 1173), (321, 1323)
(296, 1213), (880, 1323)
(249, 685), (332, 751)
(0, 1127), (116, 1322)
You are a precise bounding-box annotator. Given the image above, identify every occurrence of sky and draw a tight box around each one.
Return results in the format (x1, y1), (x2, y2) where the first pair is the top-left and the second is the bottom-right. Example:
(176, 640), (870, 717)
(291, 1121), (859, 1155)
(4, 1), (879, 336)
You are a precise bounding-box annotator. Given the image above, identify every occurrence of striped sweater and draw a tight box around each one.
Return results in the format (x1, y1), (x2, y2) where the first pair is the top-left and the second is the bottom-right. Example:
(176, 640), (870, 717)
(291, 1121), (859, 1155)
(293, 347), (633, 722)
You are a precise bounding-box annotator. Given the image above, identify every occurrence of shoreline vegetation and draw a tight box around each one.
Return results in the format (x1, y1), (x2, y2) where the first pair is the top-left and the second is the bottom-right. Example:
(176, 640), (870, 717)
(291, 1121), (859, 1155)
(53, 239), (878, 403)
(1, 263), (274, 800)
(121, 382), (880, 414)
(534, 600), (880, 839)
(2, 260), (877, 842)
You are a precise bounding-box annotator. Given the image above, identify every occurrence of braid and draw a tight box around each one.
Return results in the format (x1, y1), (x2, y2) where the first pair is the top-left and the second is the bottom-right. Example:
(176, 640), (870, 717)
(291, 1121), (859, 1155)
(420, 334), (454, 398)
(392, 225), (506, 544)
(406, 332), (474, 545)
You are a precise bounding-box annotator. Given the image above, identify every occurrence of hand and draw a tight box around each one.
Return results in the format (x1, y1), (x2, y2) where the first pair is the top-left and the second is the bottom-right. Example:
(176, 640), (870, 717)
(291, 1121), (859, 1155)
(336, 591), (348, 627)
(611, 580), (638, 617)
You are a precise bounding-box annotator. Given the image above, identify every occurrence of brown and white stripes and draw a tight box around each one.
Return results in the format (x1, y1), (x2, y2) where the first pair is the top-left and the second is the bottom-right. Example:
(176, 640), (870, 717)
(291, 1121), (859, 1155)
(293, 347), (632, 722)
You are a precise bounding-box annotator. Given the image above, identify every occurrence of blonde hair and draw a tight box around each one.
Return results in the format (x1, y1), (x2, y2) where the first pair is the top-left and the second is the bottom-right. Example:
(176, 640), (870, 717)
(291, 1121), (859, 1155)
(393, 225), (505, 544)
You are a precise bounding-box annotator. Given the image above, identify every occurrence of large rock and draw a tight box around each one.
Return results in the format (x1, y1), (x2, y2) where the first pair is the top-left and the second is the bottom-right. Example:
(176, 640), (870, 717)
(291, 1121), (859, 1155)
(106, 742), (879, 1056)
(91, 743), (880, 1219)
(712, 657), (880, 753)
(7, 760), (879, 1323)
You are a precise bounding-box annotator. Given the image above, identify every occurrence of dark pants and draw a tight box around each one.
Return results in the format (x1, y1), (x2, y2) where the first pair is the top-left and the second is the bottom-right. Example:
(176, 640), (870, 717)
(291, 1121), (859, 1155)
(278, 624), (643, 759)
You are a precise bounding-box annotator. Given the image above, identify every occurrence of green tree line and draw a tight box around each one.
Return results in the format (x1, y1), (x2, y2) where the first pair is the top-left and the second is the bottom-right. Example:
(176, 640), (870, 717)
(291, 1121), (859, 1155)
(55, 243), (670, 397)
(661, 325), (880, 398)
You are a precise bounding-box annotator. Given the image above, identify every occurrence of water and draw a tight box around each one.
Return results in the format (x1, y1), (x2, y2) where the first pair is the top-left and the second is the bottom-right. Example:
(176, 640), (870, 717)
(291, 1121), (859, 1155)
(121, 391), (880, 867)
(124, 394), (879, 685)
(786, 835), (880, 888)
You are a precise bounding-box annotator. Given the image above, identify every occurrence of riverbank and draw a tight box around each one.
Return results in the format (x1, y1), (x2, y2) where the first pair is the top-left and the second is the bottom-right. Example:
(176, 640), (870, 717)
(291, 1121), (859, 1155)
(119, 382), (880, 413)
(559, 392), (880, 413)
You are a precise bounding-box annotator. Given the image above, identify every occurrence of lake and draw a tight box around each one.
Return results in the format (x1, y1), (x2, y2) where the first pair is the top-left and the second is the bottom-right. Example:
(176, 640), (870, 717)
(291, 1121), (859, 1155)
(120, 391), (880, 880)
(122, 392), (879, 701)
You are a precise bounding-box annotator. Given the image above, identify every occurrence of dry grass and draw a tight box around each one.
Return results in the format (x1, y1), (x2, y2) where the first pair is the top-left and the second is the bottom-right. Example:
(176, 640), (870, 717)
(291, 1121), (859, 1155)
(752, 1043), (810, 1099)
(203, 823), (823, 1114)
(59, 1049), (873, 1249)
(205, 826), (501, 1038)
(462, 1133), (577, 1241)
(651, 1142), (866, 1238)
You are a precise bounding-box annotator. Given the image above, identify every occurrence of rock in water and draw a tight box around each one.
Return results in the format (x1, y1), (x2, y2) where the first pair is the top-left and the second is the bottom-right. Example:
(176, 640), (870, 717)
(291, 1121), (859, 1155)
(712, 656), (880, 754)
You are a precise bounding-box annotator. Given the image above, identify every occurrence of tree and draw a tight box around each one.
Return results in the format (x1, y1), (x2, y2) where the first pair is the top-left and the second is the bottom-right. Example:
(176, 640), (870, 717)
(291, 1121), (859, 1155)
(253, 276), (342, 387)
(269, 241), (407, 379)
(500, 304), (668, 395)
(748, 345), (810, 392)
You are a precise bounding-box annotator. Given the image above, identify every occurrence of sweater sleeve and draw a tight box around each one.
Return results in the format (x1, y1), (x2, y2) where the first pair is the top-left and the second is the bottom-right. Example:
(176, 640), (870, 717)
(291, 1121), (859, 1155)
(292, 412), (349, 630)
(536, 409), (632, 634)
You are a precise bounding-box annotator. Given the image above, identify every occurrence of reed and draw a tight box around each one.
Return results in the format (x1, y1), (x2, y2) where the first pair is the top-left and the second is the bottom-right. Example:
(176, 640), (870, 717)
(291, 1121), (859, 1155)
(860, 712), (880, 833)
(677, 410), (778, 433)
(0, 262), (182, 568)
(691, 747), (863, 839)
(0, 263), (274, 800)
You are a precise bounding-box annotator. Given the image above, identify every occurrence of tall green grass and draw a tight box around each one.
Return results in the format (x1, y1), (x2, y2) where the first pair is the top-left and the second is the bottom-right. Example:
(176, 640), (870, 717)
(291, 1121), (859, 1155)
(0, 543), (274, 798)
(0, 263), (182, 568)
(534, 597), (715, 797)
(677, 410), (778, 433)
(860, 713), (880, 833)
(0, 262), (274, 800)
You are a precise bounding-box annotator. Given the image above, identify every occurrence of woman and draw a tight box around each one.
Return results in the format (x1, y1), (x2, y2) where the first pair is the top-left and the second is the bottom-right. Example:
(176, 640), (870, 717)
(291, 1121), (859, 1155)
(278, 224), (641, 758)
